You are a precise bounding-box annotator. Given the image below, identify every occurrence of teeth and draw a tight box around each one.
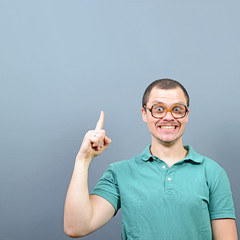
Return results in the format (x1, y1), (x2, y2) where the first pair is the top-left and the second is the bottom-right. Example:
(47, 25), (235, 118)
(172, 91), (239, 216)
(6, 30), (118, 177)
(160, 126), (176, 129)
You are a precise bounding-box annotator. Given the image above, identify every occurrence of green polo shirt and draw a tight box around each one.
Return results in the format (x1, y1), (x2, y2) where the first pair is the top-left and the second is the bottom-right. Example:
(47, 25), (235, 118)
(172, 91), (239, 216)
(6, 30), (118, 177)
(91, 145), (236, 240)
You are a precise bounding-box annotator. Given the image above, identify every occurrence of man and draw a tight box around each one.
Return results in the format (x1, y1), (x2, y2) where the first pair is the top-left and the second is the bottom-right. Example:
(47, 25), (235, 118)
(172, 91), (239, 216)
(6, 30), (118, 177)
(64, 79), (238, 239)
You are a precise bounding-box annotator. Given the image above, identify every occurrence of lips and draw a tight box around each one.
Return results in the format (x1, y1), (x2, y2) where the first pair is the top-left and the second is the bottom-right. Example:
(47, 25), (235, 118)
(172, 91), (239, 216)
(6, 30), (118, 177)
(157, 124), (179, 131)
(160, 126), (176, 129)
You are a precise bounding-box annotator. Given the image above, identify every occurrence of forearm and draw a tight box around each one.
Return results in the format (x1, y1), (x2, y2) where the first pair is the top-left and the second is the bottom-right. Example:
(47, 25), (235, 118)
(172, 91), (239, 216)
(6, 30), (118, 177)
(64, 158), (93, 237)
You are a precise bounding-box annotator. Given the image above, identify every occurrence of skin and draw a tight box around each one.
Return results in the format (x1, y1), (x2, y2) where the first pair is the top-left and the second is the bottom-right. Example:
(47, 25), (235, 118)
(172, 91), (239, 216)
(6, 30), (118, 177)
(64, 89), (238, 239)
(211, 219), (238, 240)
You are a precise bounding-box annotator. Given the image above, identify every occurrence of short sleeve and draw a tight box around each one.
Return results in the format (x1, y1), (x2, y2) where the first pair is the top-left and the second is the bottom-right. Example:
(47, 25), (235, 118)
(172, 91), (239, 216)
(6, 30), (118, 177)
(208, 169), (236, 220)
(90, 163), (121, 212)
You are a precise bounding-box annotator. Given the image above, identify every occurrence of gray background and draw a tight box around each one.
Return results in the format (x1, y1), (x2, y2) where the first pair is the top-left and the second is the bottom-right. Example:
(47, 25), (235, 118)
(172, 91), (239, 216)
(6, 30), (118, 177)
(0, 0), (239, 239)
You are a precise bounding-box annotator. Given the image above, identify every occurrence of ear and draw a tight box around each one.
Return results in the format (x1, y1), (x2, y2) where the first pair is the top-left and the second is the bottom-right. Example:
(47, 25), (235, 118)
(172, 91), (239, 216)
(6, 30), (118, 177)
(185, 108), (190, 123)
(141, 107), (147, 123)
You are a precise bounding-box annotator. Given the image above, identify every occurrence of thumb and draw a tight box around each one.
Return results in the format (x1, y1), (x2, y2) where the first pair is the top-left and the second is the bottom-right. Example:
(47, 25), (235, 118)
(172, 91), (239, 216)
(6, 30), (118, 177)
(104, 136), (112, 146)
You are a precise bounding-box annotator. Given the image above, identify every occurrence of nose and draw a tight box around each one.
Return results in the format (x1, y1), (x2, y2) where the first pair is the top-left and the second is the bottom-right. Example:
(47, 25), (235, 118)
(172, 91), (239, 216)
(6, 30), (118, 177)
(162, 111), (174, 121)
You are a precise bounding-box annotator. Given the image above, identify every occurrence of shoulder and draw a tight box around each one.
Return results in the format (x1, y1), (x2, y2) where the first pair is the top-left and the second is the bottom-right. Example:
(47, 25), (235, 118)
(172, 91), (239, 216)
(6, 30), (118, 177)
(110, 145), (151, 170)
(202, 155), (227, 178)
(202, 155), (224, 172)
(109, 153), (143, 171)
(187, 146), (229, 184)
(195, 151), (230, 188)
(106, 147), (152, 179)
(188, 145), (225, 174)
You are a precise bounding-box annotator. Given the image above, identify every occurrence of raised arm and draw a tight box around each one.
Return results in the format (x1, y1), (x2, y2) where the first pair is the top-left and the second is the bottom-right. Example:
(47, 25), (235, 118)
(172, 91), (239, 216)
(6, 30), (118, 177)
(64, 111), (115, 238)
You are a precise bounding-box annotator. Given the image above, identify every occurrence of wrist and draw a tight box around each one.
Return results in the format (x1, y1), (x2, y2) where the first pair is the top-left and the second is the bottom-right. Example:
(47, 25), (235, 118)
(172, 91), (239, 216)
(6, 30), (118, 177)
(75, 155), (92, 166)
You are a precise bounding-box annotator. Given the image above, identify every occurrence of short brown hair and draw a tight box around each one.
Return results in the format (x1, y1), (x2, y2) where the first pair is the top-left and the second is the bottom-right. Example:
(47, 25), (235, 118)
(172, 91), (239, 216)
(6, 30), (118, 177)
(142, 78), (190, 107)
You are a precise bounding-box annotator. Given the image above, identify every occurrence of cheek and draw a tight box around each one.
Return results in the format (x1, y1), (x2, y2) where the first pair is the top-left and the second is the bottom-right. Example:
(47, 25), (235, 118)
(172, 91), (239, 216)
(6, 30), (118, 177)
(179, 119), (188, 128)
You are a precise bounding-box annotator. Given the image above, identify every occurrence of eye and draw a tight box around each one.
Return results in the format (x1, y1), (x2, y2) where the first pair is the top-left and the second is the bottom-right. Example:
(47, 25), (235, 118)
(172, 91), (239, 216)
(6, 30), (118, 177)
(173, 107), (181, 112)
(172, 105), (184, 113)
(156, 107), (163, 112)
(153, 105), (164, 112)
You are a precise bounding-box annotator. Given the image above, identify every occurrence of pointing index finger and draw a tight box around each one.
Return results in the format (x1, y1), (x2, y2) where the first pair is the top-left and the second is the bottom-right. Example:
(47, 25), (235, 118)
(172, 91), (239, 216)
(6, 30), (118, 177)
(95, 111), (105, 130)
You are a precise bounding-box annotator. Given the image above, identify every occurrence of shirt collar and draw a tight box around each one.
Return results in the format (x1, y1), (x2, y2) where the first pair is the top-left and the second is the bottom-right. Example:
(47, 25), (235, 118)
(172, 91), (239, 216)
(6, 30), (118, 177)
(140, 145), (153, 161)
(140, 145), (203, 164)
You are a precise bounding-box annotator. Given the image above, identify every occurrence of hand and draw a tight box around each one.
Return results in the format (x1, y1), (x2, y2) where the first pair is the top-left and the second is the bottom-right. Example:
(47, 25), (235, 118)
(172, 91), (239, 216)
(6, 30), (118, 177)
(76, 111), (112, 162)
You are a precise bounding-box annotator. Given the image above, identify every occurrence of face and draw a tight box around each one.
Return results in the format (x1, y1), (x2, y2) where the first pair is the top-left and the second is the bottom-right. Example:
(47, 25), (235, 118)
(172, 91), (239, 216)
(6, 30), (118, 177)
(142, 87), (189, 146)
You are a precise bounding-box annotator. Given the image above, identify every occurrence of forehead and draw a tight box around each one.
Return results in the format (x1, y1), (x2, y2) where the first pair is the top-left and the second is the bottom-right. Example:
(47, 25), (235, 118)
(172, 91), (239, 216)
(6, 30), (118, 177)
(147, 87), (187, 105)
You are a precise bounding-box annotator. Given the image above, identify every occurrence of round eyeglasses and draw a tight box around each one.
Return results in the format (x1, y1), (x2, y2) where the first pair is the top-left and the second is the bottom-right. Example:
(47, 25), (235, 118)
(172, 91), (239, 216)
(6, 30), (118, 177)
(144, 103), (189, 119)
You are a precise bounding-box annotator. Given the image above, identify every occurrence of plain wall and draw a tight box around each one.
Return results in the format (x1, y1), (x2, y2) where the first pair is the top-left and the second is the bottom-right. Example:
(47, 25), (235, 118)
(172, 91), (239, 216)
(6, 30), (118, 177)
(0, 1), (239, 239)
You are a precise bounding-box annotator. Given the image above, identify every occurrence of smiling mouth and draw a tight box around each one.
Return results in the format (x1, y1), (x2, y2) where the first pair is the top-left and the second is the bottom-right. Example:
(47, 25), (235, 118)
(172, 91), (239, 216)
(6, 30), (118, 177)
(159, 126), (177, 129)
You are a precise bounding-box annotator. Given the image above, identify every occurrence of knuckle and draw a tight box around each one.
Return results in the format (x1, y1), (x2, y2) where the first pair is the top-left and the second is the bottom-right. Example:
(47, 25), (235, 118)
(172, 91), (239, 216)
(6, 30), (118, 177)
(86, 130), (93, 136)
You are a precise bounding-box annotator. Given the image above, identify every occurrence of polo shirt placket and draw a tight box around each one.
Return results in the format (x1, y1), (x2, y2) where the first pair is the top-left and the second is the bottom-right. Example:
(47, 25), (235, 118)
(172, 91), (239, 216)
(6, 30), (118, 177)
(153, 156), (176, 197)
(165, 165), (175, 196)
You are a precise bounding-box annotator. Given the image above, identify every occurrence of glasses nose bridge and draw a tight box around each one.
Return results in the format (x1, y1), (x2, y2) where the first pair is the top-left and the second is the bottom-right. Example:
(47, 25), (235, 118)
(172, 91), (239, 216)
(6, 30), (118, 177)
(163, 107), (174, 119)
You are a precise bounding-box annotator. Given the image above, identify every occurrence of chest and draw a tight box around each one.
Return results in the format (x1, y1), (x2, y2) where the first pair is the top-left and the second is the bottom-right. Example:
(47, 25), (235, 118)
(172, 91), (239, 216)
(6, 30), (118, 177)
(118, 162), (209, 213)
(118, 161), (212, 239)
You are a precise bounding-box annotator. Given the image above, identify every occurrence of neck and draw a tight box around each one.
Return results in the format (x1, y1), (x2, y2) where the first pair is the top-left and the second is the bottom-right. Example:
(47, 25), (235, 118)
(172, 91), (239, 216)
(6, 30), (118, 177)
(150, 138), (187, 166)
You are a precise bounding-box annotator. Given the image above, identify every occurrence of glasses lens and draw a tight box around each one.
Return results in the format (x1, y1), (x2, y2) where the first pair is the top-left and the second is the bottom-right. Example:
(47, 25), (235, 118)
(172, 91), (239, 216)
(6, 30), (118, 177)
(152, 104), (166, 118)
(171, 105), (186, 118)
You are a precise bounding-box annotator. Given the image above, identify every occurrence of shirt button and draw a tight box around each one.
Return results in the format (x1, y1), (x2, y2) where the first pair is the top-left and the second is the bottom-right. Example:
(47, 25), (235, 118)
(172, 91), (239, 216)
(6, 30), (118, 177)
(168, 177), (172, 181)
(162, 165), (166, 169)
